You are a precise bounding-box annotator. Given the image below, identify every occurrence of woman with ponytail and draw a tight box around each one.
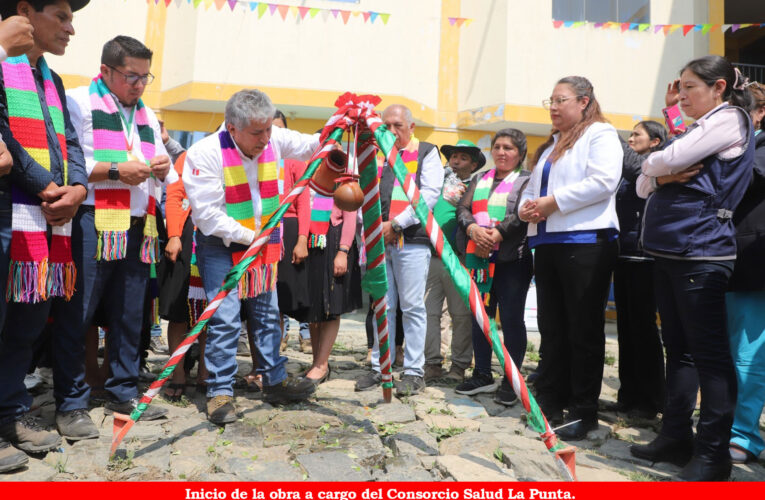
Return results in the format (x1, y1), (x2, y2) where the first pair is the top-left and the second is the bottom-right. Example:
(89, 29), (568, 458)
(519, 76), (623, 440)
(630, 55), (755, 481)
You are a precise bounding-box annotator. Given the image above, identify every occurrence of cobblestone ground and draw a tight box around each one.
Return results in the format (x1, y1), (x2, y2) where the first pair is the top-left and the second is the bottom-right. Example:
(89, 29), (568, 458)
(2, 311), (764, 482)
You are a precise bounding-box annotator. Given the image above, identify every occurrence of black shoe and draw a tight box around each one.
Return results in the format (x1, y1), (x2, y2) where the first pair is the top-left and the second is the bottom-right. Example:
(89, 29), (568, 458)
(104, 398), (168, 421)
(526, 372), (539, 385)
(0, 437), (28, 473)
(630, 434), (694, 465)
(729, 443), (757, 464)
(263, 377), (315, 405)
(556, 417), (598, 441)
(305, 365), (331, 387)
(493, 378), (518, 406)
(56, 409), (99, 441)
(676, 455), (732, 482)
(395, 374), (425, 396)
(455, 372), (496, 395)
(354, 371), (382, 392)
(138, 362), (155, 383)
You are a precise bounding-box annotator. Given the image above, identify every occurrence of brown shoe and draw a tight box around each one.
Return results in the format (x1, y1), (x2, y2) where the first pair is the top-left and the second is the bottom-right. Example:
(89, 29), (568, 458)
(424, 364), (444, 384)
(207, 395), (238, 425)
(443, 366), (465, 382)
(280, 334), (289, 352)
(0, 437), (28, 473)
(299, 338), (312, 354)
(0, 415), (61, 453)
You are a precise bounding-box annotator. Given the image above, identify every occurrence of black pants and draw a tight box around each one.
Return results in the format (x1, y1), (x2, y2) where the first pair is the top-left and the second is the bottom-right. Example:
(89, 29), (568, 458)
(614, 259), (665, 412)
(533, 240), (618, 420)
(654, 257), (736, 461)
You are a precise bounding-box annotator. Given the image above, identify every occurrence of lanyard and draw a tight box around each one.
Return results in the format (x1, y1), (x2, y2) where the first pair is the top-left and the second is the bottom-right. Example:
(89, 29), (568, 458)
(110, 94), (137, 150)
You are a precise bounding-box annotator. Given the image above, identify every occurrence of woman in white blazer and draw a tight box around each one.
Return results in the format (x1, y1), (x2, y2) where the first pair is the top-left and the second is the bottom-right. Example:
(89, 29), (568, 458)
(519, 76), (623, 440)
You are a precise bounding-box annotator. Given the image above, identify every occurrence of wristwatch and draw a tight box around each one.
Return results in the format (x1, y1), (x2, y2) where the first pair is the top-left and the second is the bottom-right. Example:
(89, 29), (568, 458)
(390, 220), (403, 233)
(108, 162), (120, 181)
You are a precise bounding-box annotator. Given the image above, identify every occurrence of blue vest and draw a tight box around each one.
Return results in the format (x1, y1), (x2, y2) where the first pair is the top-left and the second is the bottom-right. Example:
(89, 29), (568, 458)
(642, 105), (755, 259)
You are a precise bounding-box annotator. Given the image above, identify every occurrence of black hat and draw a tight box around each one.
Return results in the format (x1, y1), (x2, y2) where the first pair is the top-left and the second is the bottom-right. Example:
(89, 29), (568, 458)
(440, 140), (486, 169)
(1, 1), (90, 19)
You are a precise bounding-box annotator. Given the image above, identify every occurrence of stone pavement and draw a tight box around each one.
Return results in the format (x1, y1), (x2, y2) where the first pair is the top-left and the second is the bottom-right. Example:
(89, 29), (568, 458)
(2, 311), (764, 482)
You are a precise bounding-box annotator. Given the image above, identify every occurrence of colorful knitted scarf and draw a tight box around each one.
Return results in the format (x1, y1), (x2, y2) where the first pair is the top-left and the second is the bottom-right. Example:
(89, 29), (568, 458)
(465, 168), (520, 303)
(388, 136), (419, 220)
(187, 231), (207, 325)
(308, 189), (333, 249)
(89, 74), (158, 263)
(219, 130), (282, 297)
(2, 55), (75, 303)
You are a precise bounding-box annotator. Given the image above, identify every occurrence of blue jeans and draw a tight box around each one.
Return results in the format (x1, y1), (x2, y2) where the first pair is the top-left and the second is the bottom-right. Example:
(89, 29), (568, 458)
(371, 243), (431, 377)
(471, 255), (533, 377)
(195, 233), (285, 396)
(727, 291), (765, 457)
(654, 257), (736, 461)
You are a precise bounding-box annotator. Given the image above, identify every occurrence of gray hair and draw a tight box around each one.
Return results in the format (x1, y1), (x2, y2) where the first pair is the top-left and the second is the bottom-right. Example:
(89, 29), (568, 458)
(383, 104), (414, 125)
(225, 89), (276, 129)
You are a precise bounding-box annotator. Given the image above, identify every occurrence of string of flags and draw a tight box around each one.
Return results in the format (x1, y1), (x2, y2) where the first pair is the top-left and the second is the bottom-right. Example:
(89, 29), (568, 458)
(553, 20), (765, 36)
(142, 0), (391, 25)
(448, 17), (473, 27)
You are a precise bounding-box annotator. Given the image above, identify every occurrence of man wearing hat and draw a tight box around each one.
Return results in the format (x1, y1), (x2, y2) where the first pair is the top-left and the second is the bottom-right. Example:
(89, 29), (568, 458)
(423, 140), (485, 384)
(0, 0), (90, 473)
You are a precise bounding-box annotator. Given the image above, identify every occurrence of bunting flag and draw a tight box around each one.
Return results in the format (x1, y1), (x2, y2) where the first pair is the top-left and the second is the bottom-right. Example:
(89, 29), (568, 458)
(552, 19), (765, 36)
(448, 16), (473, 27)
(141, 0), (391, 23)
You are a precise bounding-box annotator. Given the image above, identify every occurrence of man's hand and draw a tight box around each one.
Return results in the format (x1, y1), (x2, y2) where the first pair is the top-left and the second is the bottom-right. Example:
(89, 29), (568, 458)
(41, 184), (87, 226)
(118, 160), (152, 185)
(333, 250), (348, 277)
(292, 235), (308, 264)
(657, 163), (703, 186)
(150, 155), (171, 181)
(0, 142), (12, 177)
(0, 16), (34, 58)
(383, 221), (398, 246)
(159, 120), (170, 144)
(164, 236), (182, 263)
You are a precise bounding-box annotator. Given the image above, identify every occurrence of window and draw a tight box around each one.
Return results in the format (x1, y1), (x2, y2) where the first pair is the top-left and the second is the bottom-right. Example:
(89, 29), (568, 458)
(553, 0), (650, 23)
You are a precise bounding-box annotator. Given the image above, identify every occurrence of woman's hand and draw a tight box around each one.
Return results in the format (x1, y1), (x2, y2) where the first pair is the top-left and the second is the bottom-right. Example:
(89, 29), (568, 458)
(519, 200), (537, 223)
(487, 228), (503, 246)
(292, 235), (308, 264)
(333, 250), (348, 277)
(468, 223), (495, 249)
(666, 79), (681, 108)
(657, 163), (703, 186)
(534, 195), (559, 218)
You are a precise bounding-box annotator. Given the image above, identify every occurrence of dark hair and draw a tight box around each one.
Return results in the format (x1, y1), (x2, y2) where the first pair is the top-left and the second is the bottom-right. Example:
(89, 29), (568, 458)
(532, 76), (608, 167)
(635, 120), (667, 152)
(101, 36), (153, 67)
(681, 55), (753, 110)
(1, 1), (57, 18)
(273, 109), (288, 128)
(492, 128), (527, 165)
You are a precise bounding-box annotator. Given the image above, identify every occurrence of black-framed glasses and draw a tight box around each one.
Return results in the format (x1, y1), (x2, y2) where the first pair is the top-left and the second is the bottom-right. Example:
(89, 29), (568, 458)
(107, 65), (154, 86)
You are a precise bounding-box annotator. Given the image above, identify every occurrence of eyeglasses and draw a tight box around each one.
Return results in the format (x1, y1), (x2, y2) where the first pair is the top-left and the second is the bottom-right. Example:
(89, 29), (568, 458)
(107, 65), (155, 86)
(542, 96), (579, 110)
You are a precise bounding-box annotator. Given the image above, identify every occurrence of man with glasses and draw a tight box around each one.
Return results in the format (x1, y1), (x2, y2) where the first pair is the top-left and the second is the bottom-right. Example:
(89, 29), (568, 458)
(63, 35), (175, 428)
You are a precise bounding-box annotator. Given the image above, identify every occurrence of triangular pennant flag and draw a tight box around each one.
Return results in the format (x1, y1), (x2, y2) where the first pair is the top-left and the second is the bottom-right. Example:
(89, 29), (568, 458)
(571, 21), (585, 28)
(352, 11), (361, 17)
(731, 24), (740, 32)
(227, 0), (237, 10)
(629, 22), (638, 30)
(682, 24), (694, 35)
(701, 24), (712, 34)
(456, 18), (465, 27)
(464, 19), (472, 26)
(694, 24), (703, 31)
(321, 9), (330, 21)
(564, 21), (574, 28)
(268, 3), (278, 15)
(204, 0), (214, 10)
(593, 22), (604, 28)
(331, 9), (339, 18)
(639, 23), (649, 31)
(380, 13), (390, 25)
(654, 24), (664, 33)
(340, 10), (350, 24)
(553, 20), (564, 29)
(711, 24), (721, 32)
(193, 0), (203, 7)
(669, 24), (681, 34)
(214, 0), (226, 10)
(164, 0), (172, 7)
(154, 0), (160, 4)
(175, 0), (184, 6)
(288, 5), (298, 18)
(621, 22), (630, 32)
(369, 11), (378, 23)
(663, 24), (672, 35)
(249, 2), (257, 11)
(257, 1), (267, 16)
(309, 8), (319, 18)
(722, 24), (732, 32)
(363, 12), (371, 22)
(298, 6), (310, 18)
(277, 4), (289, 19)
(741, 23), (754, 28)
(449, 17), (456, 26)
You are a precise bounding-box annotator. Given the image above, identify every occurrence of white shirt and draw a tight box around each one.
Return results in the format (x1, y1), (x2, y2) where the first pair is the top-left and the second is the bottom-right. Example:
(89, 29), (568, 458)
(394, 143), (444, 229)
(66, 85), (175, 216)
(183, 125), (319, 247)
(520, 121), (623, 236)
(636, 103), (749, 198)
(0, 45), (7, 63)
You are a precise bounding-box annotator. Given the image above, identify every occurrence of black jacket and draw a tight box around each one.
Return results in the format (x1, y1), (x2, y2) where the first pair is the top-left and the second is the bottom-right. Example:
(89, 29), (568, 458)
(729, 130), (765, 291)
(616, 137), (650, 258)
(455, 169), (531, 264)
